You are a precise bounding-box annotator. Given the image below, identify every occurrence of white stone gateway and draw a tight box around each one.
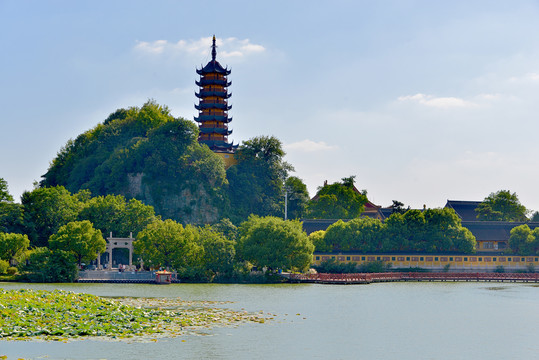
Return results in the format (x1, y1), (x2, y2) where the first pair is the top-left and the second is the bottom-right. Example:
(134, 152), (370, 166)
(97, 232), (135, 270)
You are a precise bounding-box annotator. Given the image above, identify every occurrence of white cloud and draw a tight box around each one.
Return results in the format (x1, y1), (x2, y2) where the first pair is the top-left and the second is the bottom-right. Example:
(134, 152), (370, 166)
(509, 72), (539, 83)
(134, 36), (265, 59)
(397, 93), (477, 108)
(285, 139), (338, 152)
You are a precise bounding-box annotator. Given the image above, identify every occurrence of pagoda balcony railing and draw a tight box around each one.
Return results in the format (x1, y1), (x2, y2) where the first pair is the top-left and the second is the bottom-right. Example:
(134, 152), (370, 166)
(196, 79), (231, 87)
(200, 123), (228, 129)
(195, 91), (232, 99)
(198, 99), (228, 105)
(199, 127), (232, 135)
(194, 115), (232, 123)
(195, 103), (232, 111)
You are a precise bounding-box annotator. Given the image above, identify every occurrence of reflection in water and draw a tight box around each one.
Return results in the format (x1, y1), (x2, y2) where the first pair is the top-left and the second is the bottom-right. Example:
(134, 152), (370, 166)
(1, 282), (539, 360)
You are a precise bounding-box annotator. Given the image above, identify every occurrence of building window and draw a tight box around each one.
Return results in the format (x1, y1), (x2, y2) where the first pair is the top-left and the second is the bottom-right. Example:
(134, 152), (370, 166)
(406, 257), (410, 261)
(479, 257), (482, 262)
(464, 257), (468, 262)
(420, 257), (424, 261)
(493, 257), (497, 262)
(392, 257), (396, 261)
(362, 257), (365, 261)
(315, 256), (320, 261)
(346, 256), (350, 261)
(435, 257), (439, 261)
(426, 257), (433, 261)
(449, 257), (453, 261)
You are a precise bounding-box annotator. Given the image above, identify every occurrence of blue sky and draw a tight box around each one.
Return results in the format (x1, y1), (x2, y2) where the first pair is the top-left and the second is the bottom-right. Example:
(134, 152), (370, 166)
(2, 1), (539, 212)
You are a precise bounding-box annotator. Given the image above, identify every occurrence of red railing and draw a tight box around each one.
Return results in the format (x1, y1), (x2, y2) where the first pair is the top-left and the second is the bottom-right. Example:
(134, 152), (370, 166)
(288, 272), (539, 284)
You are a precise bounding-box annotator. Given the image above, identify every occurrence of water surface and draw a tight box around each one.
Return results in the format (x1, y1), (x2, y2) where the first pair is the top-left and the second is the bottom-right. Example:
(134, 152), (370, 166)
(1, 282), (538, 359)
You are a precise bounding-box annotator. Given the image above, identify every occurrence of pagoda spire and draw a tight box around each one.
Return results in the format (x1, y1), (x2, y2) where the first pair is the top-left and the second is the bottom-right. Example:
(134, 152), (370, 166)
(211, 35), (217, 61)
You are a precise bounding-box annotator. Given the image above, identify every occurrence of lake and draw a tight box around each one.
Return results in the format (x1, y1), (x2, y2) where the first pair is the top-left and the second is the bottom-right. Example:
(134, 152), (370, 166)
(1, 281), (538, 359)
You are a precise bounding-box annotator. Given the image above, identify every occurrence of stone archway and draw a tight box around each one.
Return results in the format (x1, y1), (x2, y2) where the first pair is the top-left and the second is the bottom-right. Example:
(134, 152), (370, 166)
(97, 233), (135, 270)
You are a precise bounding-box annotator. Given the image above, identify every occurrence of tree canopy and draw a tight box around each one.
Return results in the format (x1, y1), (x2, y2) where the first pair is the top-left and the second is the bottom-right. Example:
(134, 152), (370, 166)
(21, 186), (85, 247)
(134, 219), (202, 270)
(226, 136), (293, 222)
(307, 176), (367, 219)
(237, 216), (314, 272)
(284, 176), (310, 220)
(476, 190), (528, 222)
(0, 178), (23, 234)
(508, 224), (539, 255)
(0, 232), (29, 263)
(78, 194), (157, 238)
(314, 208), (476, 254)
(48, 220), (106, 266)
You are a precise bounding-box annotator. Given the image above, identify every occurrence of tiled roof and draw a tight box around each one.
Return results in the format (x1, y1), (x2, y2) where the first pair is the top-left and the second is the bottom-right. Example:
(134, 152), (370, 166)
(445, 200), (482, 221)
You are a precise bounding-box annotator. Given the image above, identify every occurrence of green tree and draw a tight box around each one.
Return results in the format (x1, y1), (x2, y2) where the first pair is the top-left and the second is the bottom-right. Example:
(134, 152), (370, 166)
(78, 194), (157, 237)
(323, 220), (352, 251)
(347, 217), (385, 252)
(476, 190), (528, 222)
(0, 178), (13, 202)
(309, 230), (329, 252)
(20, 247), (78, 283)
(284, 176), (310, 219)
(135, 219), (202, 270)
(0, 178), (24, 234)
(211, 218), (238, 242)
(0, 232), (30, 263)
(307, 176), (367, 219)
(237, 216), (314, 272)
(21, 186), (84, 247)
(49, 220), (106, 266)
(197, 226), (236, 276)
(508, 224), (537, 255)
(381, 212), (408, 251)
(226, 136), (293, 222)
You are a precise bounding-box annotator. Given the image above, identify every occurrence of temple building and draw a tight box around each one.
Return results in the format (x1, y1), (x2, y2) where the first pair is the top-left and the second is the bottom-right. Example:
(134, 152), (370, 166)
(195, 35), (238, 167)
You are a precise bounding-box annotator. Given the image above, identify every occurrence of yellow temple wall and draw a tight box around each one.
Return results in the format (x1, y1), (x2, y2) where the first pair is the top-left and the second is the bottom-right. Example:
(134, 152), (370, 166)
(216, 152), (237, 168)
(312, 252), (539, 271)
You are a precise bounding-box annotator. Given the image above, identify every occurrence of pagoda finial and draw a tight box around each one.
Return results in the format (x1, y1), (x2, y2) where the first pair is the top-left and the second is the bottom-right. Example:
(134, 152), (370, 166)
(211, 35), (217, 61)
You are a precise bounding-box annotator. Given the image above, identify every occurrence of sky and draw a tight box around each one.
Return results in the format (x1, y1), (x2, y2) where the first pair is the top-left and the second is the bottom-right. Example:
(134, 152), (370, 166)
(2, 1), (539, 212)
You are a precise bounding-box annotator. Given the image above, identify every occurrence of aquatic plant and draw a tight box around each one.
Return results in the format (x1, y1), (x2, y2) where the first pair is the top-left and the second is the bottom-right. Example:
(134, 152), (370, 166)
(0, 289), (267, 341)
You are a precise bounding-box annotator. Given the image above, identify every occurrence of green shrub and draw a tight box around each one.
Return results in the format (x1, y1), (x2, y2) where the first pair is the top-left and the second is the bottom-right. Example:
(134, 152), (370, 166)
(313, 258), (358, 274)
(20, 248), (78, 283)
(358, 261), (389, 273)
(494, 265), (505, 273)
(7, 266), (17, 275)
(0, 259), (8, 274)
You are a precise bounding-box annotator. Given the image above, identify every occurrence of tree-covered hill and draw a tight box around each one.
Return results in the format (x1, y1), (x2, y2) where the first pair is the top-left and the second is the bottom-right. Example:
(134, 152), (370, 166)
(41, 100), (228, 224)
(40, 100), (301, 224)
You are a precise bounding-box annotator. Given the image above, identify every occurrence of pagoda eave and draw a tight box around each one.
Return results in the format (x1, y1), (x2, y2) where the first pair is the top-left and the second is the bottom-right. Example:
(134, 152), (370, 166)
(194, 115), (232, 123)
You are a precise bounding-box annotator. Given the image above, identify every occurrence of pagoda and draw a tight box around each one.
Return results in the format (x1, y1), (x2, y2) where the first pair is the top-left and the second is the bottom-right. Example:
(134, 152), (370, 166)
(195, 35), (237, 167)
